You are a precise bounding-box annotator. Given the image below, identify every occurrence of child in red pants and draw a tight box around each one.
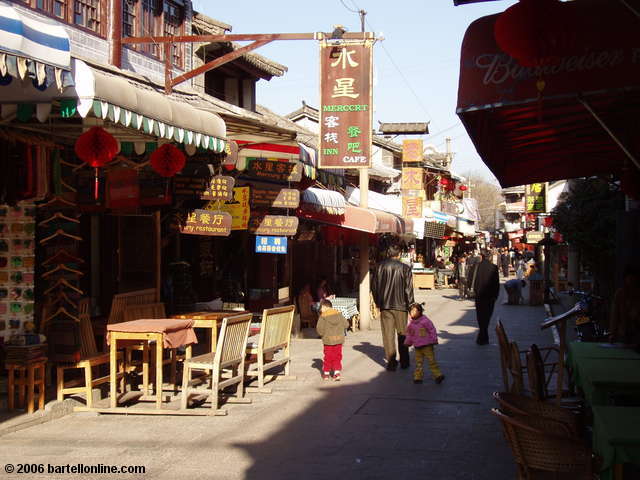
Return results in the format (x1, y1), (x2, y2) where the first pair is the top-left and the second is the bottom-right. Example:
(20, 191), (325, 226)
(316, 299), (349, 381)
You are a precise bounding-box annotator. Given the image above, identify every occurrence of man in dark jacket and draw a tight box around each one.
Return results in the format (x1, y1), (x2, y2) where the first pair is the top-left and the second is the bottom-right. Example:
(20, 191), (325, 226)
(500, 249), (510, 278)
(468, 250), (500, 345)
(371, 244), (415, 370)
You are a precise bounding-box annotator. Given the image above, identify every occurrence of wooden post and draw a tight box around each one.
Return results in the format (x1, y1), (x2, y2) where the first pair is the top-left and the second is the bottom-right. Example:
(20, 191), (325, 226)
(155, 333), (163, 409)
(111, 0), (122, 68)
(109, 335), (117, 408)
(359, 168), (371, 330)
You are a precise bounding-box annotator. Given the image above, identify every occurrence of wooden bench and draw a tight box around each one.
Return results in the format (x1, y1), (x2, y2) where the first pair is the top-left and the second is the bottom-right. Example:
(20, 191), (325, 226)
(181, 313), (253, 415)
(56, 298), (124, 408)
(245, 305), (296, 393)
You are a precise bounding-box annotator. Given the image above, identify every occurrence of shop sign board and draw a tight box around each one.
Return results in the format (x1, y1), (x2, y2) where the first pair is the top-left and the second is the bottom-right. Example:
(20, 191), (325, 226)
(525, 231), (545, 244)
(247, 158), (302, 183)
(223, 140), (238, 168)
(206, 186), (250, 230)
(106, 168), (139, 209)
(200, 176), (235, 201)
(401, 168), (423, 191)
(402, 196), (423, 218)
(526, 183), (547, 213)
(173, 175), (208, 197)
(180, 210), (232, 237)
(402, 139), (423, 163)
(250, 187), (300, 209)
(249, 214), (299, 236)
(255, 236), (288, 254)
(319, 41), (373, 169)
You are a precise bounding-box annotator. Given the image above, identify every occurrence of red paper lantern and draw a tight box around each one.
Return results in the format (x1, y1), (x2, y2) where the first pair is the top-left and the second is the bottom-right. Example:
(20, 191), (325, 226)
(150, 144), (186, 177)
(74, 126), (118, 168)
(439, 177), (449, 185)
(459, 185), (468, 191)
(494, 0), (572, 68)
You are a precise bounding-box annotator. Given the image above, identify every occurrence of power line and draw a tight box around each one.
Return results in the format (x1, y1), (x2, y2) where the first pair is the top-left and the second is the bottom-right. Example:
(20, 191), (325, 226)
(347, 0), (436, 128)
(339, 0), (360, 14)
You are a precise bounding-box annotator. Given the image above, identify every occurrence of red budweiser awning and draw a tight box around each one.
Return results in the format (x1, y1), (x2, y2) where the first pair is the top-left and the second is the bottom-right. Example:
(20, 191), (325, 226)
(456, 2), (640, 187)
(298, 205), (412, 234)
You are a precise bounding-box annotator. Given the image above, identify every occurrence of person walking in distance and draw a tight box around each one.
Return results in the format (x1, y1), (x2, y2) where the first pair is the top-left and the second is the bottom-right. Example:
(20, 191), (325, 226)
(500, 248), (510, 278)
(371, 243), (414, 371)
(469, 250), (500, 345)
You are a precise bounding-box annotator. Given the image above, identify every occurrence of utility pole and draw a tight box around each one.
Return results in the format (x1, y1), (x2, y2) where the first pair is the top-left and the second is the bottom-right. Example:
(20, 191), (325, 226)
(358, 8), (371, 331)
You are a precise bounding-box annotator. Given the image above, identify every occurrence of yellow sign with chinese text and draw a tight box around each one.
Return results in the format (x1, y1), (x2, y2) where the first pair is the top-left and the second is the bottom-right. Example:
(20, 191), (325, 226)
(402, 168), (423, 191)
(402, 139), (423, 163)
(206, 186), (250, 230)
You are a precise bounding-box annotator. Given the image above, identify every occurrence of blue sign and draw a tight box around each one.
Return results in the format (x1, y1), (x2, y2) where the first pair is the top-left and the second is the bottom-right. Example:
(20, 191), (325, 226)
(255, 236), (287, 254)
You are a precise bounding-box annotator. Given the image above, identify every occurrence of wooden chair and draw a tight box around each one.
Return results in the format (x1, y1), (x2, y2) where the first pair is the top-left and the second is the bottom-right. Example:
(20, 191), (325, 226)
(526, 344), (583, 410)
(296, 293), (317, 329)
(246, 305), (296, 393)
(491, 408), (594, 480)
(107, 289), (158, 325)
(180, 313), (252, 415)
(492, 392), (581, 437)
(57, 298), (124, 408)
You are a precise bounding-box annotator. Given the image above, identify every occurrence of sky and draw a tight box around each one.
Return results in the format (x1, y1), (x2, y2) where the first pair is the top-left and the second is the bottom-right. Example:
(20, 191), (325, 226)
(192, 0), (517, 181)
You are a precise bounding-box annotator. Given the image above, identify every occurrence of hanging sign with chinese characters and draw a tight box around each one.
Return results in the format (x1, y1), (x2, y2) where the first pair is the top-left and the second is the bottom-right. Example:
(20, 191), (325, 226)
(250, 187), (300, 209)
(255, 236), (288, 254)
(200, 176), (235, 201)
(402, 196), (423, 218)
(249, 214), (299, 236)
(402, 139), (424, 163)
(401, 168), (423, 191)
(525, 183), (547, 213)
(319, 41), (373, 169)
(247, 158), (302, 183)
(206, 186), (250, 230)
(180, 210), (232, 237)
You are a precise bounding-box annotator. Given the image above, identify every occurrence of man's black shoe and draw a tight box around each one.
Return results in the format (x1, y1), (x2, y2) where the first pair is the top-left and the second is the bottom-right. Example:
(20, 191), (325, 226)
(386, 359), (398, 371)
(476, 339), (489, 346)
(413, 379), (423, 384)
(435, 375), (445, 384)
(400, 363), (410, 370)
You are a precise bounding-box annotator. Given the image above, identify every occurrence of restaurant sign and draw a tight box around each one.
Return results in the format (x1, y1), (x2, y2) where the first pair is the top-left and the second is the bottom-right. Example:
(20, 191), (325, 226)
(180, 210), (232, 237)
(206, 186), (250, 230)
(255, 236), (288, 254)
(247, 158), (302, 183)
(402, 139), (423, 163)
(250, 187), (300, 209)
(319, 41), (373, 169)
(526, 183), (547, 213)
(200, 176), (235, 201)
(401, 168), (423, 191)
(249, 214), (299, 236)
(525, 230), (545, 244)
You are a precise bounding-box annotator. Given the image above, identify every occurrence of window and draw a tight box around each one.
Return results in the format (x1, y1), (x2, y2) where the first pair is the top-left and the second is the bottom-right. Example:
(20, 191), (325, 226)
(15, 0), (106, 36)
(121, 0), (185, 68)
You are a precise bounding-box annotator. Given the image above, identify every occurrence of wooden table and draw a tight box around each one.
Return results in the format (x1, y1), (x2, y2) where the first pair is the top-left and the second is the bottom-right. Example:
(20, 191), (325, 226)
(171, 311), (251, 359)
(107, 319), (196, 411)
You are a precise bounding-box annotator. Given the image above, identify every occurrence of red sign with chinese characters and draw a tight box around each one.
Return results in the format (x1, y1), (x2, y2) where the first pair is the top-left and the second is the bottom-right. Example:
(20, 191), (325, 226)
(180, 210), (232, 237)
(319, 41), (373, 169)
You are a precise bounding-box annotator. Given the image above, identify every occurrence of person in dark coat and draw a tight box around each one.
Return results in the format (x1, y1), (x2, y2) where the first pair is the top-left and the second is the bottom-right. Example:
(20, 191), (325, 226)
(371, 243), (414, 371)
(500, 249), (510, 278)
(468, 250), (500, 345)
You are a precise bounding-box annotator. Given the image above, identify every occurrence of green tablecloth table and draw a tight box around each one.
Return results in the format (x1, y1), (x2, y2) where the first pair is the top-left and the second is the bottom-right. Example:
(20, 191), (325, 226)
(567, 343), (640, 405)
(592, 406), (640, 480)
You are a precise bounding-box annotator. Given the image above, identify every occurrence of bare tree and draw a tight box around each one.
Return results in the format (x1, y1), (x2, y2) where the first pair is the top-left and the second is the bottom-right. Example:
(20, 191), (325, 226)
(460, 170), (503, 231)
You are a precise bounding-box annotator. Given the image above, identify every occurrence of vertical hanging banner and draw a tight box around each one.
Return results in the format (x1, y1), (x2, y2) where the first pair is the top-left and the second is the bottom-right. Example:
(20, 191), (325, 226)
(525, 183), (547, 213)
(319, 40), (373, 169)
(402, 139), (424, 163)
(401, 168), (423, 191)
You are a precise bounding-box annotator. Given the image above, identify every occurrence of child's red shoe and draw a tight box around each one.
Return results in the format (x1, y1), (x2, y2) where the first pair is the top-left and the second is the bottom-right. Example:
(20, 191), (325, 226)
(322, 372), (331, 380)
(333, 372), (341, 381)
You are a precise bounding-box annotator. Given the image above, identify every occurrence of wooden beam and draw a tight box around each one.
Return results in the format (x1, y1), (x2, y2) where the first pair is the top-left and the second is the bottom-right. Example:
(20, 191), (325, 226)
(122, 32), (374, 45)
(169, 40), (272, 90)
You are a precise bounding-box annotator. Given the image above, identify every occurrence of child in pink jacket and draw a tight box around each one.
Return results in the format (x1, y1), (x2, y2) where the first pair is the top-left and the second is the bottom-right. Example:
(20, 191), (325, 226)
(404, 303), (445, 384)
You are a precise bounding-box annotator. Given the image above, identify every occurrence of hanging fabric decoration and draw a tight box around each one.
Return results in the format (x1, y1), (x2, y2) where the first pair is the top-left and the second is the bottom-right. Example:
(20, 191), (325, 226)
(74, 126), (118, 200)
(493, 0), (572, 68)
(74, 126), (118, 168)
(150, 143), (186, 177)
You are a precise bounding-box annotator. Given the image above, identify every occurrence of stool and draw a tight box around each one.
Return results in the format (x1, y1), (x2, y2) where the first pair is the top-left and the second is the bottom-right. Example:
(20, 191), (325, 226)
(7, 358), (47, 414)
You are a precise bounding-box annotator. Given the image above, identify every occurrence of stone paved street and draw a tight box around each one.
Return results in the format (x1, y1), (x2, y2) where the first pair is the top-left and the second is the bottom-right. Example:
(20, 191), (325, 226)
(0, 283), (555, 480)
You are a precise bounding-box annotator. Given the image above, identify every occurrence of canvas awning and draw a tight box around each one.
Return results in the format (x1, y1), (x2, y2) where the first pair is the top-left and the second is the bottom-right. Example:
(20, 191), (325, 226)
(0, 2), (71, 89)
(301, 187), (346, 215)
(456, 2), (640, 187)
(0, 58), (227, 151)
(298, 205), (412, 234)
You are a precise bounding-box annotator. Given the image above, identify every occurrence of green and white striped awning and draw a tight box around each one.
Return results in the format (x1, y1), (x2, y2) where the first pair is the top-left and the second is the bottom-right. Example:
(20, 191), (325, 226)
(72, 60), (226, 152)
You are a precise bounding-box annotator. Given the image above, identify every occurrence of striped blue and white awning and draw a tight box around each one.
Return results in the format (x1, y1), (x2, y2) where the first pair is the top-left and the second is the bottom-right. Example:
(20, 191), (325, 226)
(0, 2), (71, 88)
(432, 211), (451, 223)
